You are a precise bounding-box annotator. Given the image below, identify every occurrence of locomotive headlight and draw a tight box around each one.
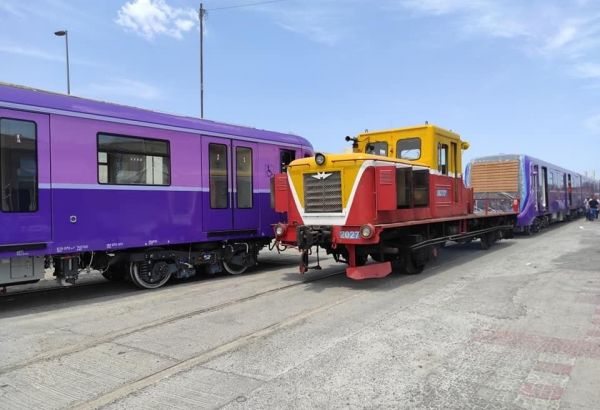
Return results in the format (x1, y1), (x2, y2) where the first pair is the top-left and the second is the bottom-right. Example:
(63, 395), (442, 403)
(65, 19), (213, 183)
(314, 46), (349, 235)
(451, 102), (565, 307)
(275, 223), (286, 237)
(360, 224), (374, 239)
(315, 153), (326, 166)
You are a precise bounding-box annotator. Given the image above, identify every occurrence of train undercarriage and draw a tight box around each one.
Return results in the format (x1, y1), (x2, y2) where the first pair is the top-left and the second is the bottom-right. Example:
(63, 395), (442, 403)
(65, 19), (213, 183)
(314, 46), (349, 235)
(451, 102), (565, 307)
(1, 239), (270, 291)
(291, 213), (515, 280)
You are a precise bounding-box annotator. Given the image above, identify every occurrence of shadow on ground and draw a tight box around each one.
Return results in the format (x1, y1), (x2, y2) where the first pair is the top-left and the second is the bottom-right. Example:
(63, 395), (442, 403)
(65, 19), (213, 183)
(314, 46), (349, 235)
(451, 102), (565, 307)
(279, 239), (517, 294)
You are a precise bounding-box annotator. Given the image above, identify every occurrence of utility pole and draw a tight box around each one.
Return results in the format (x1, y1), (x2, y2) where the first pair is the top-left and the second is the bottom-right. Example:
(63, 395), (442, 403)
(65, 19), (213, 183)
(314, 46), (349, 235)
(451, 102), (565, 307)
(199, 3), (206, 118)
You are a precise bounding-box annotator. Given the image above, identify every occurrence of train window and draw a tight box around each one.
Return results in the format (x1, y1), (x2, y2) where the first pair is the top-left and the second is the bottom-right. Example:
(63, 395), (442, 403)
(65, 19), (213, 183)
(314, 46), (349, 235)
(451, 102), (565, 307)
(280, 149), (295, 172)
(209, 144), (228, 209)
(413, 170), (429, 207)
(366, 141), (388, 156)
(396, 168), (412, 208)
(236, 147), (253, 209)
(0, 118), (38, 212)
(396, 138), (421, 160)
(438, 143), (449, 175)
(97, 133), (170, 186)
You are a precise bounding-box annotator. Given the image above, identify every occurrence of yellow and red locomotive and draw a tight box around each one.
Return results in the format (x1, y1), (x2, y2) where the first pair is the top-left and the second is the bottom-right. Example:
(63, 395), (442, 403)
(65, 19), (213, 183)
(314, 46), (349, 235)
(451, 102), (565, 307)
(273, 124), (516, 279)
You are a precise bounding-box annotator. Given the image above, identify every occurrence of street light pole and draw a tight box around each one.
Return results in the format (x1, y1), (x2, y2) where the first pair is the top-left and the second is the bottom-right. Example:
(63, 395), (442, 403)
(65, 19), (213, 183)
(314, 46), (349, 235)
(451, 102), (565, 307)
(199, 3), (205, 118)
(54, 30), (70, 95)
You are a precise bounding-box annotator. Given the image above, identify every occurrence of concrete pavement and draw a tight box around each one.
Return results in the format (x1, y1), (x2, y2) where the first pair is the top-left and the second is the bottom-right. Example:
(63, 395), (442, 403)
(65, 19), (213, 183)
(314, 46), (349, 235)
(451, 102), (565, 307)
(1, 220), (599, 409)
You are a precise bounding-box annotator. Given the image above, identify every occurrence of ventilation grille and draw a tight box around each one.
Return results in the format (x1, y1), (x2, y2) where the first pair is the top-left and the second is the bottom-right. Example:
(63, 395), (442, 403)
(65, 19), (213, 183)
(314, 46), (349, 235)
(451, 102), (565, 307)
(303, 171), (342, 213)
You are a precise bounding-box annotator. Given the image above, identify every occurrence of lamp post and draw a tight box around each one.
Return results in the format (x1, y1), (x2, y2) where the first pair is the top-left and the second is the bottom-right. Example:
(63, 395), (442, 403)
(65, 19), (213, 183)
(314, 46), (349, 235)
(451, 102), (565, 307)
(54, 30), (70, 95)
(199, 3), (206, 118)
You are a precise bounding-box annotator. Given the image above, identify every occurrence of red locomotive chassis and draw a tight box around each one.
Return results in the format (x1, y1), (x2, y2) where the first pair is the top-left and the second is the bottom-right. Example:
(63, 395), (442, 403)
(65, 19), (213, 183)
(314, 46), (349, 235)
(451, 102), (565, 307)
(273, 161), (517, 280)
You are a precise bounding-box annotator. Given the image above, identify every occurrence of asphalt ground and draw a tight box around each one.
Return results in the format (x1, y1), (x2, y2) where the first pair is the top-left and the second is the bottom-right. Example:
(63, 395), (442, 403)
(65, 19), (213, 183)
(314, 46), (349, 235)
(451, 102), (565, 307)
(1, 220), (599, 409)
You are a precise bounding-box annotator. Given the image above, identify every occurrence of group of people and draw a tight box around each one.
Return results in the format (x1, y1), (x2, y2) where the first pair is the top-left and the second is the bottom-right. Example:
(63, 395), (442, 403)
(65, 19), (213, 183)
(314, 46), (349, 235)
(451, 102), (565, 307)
(586, 196), (599, 221)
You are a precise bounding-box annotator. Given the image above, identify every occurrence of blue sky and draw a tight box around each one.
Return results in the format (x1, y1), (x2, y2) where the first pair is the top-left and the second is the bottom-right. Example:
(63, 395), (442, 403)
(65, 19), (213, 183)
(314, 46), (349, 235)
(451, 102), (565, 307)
(2, 0), (600, 176)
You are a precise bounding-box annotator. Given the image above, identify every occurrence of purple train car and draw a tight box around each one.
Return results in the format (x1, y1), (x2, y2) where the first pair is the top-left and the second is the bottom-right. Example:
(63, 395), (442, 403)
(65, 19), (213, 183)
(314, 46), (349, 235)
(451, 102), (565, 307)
(466, 154), (599, 234)
(0, 83), (313, 288)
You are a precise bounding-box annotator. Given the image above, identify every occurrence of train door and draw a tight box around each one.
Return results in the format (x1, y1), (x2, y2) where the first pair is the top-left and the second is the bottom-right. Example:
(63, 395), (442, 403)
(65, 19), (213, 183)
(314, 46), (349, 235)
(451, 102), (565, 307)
(540, 166), (548, 211)
(533, 165), (540, 210)
(231, 141), (258, 230)
(0, 109), (52, 247)
(451, 141), (459, 202)
(201, 137), (261, 233)
(567, 174), (572, 208)
(202, 136), (233, 232)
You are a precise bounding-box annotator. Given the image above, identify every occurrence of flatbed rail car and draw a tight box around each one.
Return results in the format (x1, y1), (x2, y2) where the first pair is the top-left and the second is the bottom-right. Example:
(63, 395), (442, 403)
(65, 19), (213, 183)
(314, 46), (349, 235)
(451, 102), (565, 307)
(0, 83), (313, 289)
(466, 155), (599, 234)
(273, 124), (516, 279)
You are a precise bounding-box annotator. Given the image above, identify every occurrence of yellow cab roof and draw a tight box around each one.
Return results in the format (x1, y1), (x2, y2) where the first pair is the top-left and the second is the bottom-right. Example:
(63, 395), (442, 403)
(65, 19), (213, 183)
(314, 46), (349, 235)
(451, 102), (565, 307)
(357, 124), (469, 150)
(357, 124), (461, 141)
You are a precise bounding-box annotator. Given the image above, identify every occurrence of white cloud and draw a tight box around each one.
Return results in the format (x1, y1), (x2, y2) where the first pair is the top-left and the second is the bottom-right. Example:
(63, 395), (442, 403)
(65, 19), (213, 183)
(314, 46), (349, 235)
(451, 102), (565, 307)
(252, 1), (353, 46)
(0, 43), (63, 62)
(573, 62), (600, 79)
(393, 0), (483, 16)
(0, 2), (25, 18)
(0, 42), (103, 68)
(116, 0), (198, 40)
(85, 78), (161, 100)
(386, 0), (600, 84)
(545, 22), (579, 51)
(584, 113), (600, 133)
(0, 0), (85, 21)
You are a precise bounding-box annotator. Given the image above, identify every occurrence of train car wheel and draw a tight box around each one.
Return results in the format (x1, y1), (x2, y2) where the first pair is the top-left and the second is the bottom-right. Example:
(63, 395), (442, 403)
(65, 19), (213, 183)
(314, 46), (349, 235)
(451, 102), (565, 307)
(223, 250), (249, 275)
(391, 253), (425, 275)
(402, 255), (425, 275)
(480, 234), (492, 250)
(355, 252), (368, 267)
(129, 260), (172, 289)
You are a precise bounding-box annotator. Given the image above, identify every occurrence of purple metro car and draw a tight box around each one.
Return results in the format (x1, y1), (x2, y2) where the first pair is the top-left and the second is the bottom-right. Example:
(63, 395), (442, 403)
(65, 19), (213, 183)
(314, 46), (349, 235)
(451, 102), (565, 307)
(0, 83), (312, 288)
(466, 154), (599, 234)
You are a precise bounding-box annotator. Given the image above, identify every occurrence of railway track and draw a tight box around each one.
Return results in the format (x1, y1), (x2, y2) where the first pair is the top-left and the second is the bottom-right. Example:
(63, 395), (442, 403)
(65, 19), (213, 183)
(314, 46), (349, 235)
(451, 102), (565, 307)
(72, 286), (359, 409)
(69, 246), (488, 409)
(0, 268), (345, 376)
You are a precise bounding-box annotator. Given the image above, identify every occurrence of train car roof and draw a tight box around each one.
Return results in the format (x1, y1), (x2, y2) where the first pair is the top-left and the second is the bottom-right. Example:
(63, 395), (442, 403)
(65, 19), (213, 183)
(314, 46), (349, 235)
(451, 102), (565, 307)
(0, 82), (312, 148)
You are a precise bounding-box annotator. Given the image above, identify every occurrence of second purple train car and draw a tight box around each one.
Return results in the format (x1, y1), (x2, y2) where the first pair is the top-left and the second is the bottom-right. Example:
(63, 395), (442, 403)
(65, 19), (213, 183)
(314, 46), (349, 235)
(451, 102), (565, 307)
(466, 154), (599, 234)
(0, 83), (313, 289)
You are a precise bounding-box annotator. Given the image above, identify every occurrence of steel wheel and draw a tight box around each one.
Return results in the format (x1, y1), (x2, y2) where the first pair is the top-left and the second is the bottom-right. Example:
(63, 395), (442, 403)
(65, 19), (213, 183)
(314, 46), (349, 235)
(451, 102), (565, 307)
(129, 260), (172, 289)
(223, 259), (248, 275)
(480, 233), (493, 250)
(223, 249), (249, 275)
(402, 255), (425, 275)
(391, 254), (425, 275)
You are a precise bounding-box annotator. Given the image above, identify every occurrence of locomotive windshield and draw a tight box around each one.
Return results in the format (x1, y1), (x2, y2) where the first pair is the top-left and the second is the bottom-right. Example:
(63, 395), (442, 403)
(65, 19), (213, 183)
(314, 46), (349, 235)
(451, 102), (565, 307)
(396, 138), (421, 160)
(365, 141), (388, 156)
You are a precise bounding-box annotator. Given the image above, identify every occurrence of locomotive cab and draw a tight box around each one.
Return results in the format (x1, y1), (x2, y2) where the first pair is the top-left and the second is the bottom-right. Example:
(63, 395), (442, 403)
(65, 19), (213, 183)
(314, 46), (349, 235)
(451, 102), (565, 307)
(273, 124), (515, 280)
(355, 124), (470, 175)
